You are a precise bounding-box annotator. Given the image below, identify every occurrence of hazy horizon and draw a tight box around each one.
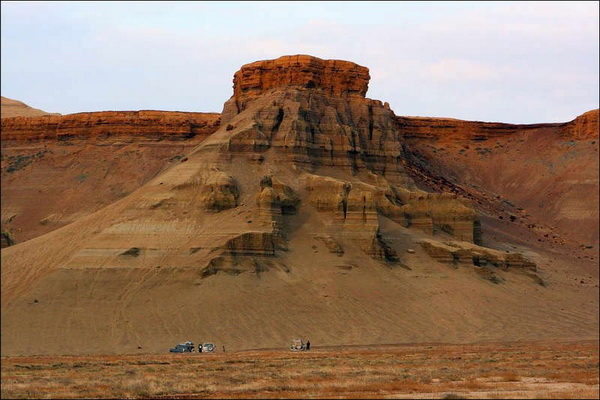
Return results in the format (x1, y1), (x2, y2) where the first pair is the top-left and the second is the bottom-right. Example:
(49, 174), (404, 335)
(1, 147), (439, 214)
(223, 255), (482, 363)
(1, 1), (598, 123)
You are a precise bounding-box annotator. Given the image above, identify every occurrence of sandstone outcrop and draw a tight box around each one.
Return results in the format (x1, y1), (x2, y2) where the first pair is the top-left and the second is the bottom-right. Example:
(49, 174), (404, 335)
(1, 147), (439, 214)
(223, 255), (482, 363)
(197, 170), (240, 212)
(396, 116), (560, 141)
(399, 193), (478, 243)
(558, 109), (599, 140)
(257, 175), (300, 215)
(396, 109), (598, 142)
(419, 239), (537, 271)
(221, 67), (414, 188)
(201, 254), (289, 278)
(303, 173), (479, 246)
(223, 231), (276, 256)
(302, 174), (401, 261)
(226, 55), (370, 116)
(304, 174), (351, 218)
(1, 55), (537, 267)
(200, 176), (297, 278)
(1, 110), (220, 142)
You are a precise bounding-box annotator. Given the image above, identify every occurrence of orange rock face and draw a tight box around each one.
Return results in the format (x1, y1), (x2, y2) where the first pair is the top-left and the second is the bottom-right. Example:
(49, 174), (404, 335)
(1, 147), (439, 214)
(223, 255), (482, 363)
(396, 109), (599, 142)
(396, 116), (560, 141)
(1, 110), (220, 142)
(228, 55), (369, 115)
(558, 109), (599, 140)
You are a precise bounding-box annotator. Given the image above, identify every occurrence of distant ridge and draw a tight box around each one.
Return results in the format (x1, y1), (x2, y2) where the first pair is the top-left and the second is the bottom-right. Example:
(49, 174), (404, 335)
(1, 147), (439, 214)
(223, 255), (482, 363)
(1, 96), (60, 118)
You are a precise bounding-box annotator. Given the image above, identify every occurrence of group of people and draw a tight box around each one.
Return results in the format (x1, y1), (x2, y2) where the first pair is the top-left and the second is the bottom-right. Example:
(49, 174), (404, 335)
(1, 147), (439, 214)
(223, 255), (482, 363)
(290, 338), (311, 351)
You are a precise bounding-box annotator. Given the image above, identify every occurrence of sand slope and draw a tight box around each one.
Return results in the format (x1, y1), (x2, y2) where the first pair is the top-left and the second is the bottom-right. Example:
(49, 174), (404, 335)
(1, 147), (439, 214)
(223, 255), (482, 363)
(1, 96), (59, 118)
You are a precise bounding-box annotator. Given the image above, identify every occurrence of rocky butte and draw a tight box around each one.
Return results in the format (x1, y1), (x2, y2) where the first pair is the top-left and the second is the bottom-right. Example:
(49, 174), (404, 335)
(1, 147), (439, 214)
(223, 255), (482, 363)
(0, 55), (598, 356)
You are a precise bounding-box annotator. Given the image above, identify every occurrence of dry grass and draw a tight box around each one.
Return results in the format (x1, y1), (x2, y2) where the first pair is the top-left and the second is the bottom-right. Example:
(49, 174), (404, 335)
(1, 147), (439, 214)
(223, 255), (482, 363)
(1, 340), (598, 399)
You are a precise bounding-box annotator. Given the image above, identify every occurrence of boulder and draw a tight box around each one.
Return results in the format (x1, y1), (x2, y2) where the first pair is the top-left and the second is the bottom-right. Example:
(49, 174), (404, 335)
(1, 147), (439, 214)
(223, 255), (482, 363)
(198, 171), (239, 211)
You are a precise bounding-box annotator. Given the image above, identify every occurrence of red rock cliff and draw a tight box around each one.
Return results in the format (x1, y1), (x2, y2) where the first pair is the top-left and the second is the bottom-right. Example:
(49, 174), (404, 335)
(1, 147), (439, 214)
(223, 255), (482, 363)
(558, 109), (599, 140)
(396, 109), (599, 141)
(222, 55), (371, 123)
(233, 55), (370, 98)
(1, 110), (221, 142)
(395, 116), (560, 141)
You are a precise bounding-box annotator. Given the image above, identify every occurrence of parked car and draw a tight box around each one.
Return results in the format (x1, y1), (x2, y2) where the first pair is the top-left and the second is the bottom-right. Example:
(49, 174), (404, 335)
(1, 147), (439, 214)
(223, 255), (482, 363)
(169, 341), (194, 353)
(198, 343), (215, 352)
(290, 338), (306, 351)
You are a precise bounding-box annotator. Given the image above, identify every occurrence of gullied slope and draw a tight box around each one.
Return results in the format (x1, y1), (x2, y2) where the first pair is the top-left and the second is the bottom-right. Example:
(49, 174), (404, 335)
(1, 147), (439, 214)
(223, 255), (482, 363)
(400, 109), (599, 255)
(1, 111), (220, 245)
(1, 96), (59, 118)
(1, 56), (597, 356)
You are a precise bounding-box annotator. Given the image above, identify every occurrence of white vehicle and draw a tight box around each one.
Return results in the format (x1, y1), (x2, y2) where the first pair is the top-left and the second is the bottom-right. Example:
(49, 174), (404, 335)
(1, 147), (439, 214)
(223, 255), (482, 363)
(198, 343), (215, 353)
(290, 338), (306, 351)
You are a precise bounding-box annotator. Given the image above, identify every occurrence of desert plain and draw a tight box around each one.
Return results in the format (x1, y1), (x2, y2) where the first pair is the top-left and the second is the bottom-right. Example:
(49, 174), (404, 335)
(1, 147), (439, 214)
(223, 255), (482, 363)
(2, 341), (598, 399)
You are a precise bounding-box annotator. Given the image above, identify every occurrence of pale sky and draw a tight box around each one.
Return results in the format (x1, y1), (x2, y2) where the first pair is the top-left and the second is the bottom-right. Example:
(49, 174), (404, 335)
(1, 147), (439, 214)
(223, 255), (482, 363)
(1, 1), (598, 123)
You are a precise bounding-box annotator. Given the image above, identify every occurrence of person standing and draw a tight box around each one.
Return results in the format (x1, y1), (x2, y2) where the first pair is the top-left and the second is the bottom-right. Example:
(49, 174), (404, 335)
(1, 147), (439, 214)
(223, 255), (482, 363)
(306, 339), (311, 351)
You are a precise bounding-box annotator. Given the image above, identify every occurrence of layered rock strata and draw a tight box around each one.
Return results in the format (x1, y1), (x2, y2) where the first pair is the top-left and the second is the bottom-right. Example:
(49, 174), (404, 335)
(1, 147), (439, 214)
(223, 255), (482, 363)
(221, 58), (410, 188)
(4, 55), (580, 358)
(227, 54), (370, 116)
(419, 239), (537, 271)
(208, 55), (519, 266)
(196, 170), (240, 212)
(396, 109), (598, 142)
(1, 110), (220, 142)
(396, 116), (559, 141)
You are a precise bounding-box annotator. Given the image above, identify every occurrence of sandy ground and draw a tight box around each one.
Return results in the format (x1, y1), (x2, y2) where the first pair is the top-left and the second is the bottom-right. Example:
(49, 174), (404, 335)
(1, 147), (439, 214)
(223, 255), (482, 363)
(1, 340), (597, 399)
(2, 214), (598, 355)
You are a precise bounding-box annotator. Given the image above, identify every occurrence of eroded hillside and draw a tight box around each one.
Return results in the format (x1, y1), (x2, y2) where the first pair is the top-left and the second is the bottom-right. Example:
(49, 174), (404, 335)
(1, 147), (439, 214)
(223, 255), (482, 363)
(399, 110), (599, 267)
(1, 56), (597, 356)
(1, 111), (220, 244)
